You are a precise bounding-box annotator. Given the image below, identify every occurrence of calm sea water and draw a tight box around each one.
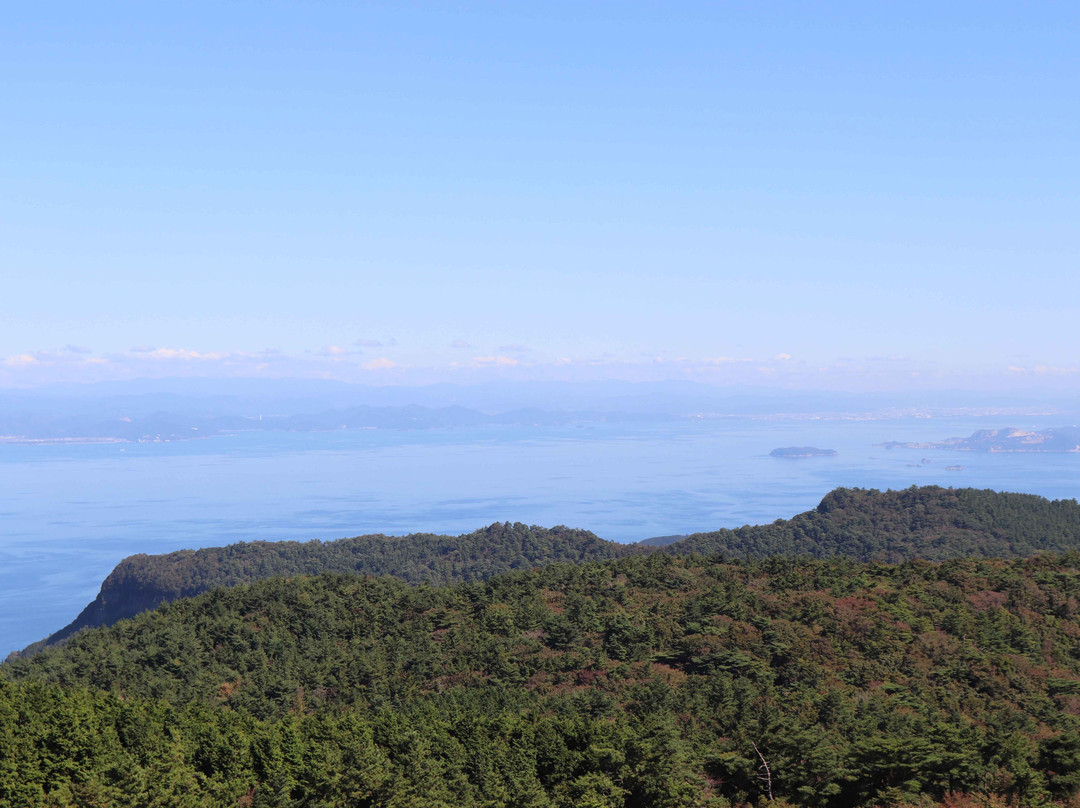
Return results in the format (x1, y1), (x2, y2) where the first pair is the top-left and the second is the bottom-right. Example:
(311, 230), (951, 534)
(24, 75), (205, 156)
(3, 415), (1079, 655)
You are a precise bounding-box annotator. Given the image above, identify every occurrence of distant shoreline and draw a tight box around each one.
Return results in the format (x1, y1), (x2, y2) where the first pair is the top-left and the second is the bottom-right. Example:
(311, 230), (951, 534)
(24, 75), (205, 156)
(0, 436), (130, 446)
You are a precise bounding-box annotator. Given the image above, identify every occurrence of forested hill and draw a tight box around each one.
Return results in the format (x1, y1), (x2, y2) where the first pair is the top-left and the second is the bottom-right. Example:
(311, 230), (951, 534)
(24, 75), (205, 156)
(25, 523), (635, 654)
(21, 486), (1080, 657)
(665, 485), (1080, 562)
(7, 552), (1080, 806)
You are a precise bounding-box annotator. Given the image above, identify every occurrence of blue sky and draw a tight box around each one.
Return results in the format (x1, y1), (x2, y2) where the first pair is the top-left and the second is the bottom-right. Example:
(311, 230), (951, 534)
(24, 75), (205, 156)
(3, 2), (1078, 391)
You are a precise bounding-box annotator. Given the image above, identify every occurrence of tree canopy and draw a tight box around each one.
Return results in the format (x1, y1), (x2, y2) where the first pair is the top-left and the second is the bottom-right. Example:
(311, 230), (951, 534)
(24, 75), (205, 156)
(8, 550), (1080, 806)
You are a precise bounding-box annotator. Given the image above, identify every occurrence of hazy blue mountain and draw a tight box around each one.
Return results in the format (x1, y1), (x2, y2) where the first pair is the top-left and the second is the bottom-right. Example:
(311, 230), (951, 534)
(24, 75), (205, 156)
(0, 402), (673, 443)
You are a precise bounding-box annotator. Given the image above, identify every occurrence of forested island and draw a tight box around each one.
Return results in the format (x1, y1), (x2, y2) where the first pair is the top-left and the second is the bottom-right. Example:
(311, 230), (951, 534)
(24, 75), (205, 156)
(769, 447), (838, 458)
(7, 486), (1080, 806)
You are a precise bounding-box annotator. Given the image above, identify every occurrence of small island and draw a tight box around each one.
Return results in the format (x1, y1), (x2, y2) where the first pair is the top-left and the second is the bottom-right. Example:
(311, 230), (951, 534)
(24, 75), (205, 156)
(770, 446), (838, 458)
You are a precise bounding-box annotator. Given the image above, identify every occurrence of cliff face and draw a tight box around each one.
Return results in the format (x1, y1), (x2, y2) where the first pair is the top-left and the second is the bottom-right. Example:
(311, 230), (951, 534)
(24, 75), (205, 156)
(63, 559), (180, 635)
(13, 555), (209, 658)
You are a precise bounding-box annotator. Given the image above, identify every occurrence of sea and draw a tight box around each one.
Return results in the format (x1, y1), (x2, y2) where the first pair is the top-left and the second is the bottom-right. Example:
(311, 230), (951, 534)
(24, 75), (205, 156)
(3, 414), (1079, 656)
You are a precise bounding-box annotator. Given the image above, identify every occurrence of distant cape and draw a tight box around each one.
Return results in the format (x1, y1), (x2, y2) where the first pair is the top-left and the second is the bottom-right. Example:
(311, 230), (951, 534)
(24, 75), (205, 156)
(883, 426), (1080, 453)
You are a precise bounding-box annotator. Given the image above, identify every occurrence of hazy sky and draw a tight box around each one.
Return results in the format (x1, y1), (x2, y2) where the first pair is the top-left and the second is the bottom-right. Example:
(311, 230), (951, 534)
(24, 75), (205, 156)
(4, 2), (1078, 391)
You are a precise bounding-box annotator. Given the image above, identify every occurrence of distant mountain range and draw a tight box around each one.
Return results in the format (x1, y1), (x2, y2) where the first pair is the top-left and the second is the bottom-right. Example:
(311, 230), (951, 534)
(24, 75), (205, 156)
(0, 403), (672, 443)
(884, 426), (1080, 452)
(3, 379), (1075, 443)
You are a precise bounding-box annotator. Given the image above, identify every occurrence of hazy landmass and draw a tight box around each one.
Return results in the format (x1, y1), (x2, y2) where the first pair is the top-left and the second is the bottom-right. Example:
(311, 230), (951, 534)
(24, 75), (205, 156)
(1, 380), (1074, 443)
(0, 403), (673, 444)
(884, 426), (1080, 453)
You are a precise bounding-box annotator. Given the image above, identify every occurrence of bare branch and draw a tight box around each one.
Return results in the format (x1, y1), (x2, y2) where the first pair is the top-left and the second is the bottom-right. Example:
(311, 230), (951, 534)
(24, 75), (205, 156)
(750, 740), (774, 803)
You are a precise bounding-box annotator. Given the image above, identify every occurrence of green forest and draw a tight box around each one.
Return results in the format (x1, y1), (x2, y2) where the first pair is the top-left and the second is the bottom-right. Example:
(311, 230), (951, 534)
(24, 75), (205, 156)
(6, 487), (1080, 806)
(29, 522), (633, 653)
(669, 486), (1080, 562)
(29, 485), (1080, 656)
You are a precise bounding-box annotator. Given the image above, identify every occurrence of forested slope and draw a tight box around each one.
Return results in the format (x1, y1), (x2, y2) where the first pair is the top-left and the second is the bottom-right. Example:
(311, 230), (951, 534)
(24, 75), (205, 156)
(7, 552), (1080, 806)
(667, 485), (1080, 561)
(24, 486), (1080, 657)
(26, 522), (633, 653)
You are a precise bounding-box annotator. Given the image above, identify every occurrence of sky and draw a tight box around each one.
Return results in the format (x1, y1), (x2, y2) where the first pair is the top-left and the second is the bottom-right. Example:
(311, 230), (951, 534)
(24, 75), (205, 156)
(3, 2), (1078, 392)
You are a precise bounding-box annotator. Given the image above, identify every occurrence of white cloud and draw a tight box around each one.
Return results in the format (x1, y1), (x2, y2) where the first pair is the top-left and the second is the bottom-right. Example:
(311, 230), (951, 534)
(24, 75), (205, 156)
(1033, 365), (1077, 375)
(2, 354), (38, 367)
(317, 345), (357, 360)
(702, 356), (750, 365)
(474, 356), (519, 366)
(138, 348), (223, 361)
(774, 353), (793, 361)
(362, 357), (397, 370)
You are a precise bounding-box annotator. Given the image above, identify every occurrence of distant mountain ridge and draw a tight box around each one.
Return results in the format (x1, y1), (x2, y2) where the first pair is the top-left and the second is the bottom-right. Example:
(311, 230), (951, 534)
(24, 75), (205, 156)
(0, 403), (671, 443)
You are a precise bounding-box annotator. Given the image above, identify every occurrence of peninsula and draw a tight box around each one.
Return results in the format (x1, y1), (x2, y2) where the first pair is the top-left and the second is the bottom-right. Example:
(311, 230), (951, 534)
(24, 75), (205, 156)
(883, 426), (1080, 453)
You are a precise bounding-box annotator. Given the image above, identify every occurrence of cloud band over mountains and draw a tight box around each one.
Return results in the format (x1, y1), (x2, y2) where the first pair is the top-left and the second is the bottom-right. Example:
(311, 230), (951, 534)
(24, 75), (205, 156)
(2, 343), (1078, 392)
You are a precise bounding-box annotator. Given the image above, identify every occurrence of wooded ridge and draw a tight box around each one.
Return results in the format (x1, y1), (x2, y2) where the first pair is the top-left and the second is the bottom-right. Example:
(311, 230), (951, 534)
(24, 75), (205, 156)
(22, 485), (1080, 658)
